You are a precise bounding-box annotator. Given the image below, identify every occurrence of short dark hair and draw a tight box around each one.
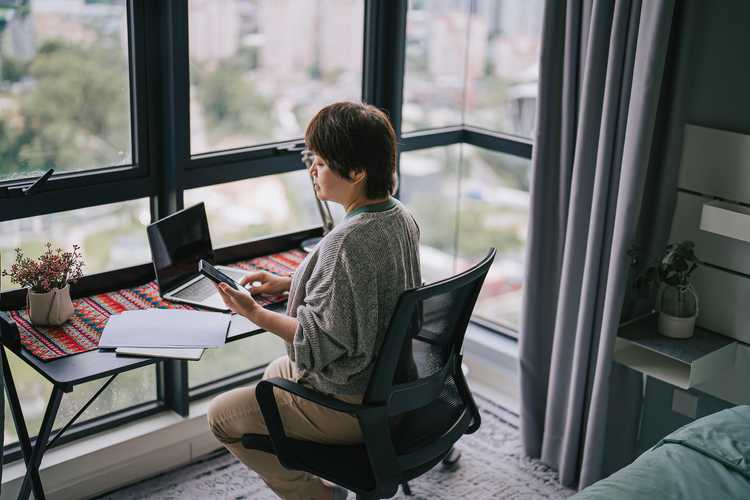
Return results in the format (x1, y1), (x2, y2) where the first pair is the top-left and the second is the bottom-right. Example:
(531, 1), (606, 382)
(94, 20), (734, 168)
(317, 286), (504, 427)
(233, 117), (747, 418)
(305, 102), (397, 199)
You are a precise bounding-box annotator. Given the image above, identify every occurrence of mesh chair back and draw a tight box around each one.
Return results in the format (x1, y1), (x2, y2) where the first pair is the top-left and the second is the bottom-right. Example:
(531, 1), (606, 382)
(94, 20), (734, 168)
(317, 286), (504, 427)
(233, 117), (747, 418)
(364, 248), (496, 464)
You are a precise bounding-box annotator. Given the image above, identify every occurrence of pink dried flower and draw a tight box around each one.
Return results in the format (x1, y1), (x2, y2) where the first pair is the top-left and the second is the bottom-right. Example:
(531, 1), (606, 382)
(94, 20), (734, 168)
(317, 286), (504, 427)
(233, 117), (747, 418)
(1, 243), (85, 293)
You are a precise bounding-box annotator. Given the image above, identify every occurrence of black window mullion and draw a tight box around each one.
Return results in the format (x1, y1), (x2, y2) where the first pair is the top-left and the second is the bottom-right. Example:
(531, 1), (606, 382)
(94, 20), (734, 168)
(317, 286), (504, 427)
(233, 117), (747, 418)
(146, 1), (189, 218)
(144, 0), (190, 417)
(463, 126), (533, 159)
(181, 154), (304, 191)
(362, 0), (408, 135)
(400, 127), (466, 152)
(130, 0), (155, 194)
(0, 175), (153, 222)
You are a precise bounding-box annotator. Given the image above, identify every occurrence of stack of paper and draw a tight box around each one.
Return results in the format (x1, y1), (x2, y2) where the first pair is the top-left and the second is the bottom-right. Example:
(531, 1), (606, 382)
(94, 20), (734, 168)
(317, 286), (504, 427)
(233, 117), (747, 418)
(99, 309), (231, 360)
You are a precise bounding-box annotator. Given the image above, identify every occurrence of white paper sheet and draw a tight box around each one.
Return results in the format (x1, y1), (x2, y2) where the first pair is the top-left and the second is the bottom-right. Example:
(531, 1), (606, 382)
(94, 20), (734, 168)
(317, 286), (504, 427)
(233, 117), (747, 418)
(98, 309), (230, 348)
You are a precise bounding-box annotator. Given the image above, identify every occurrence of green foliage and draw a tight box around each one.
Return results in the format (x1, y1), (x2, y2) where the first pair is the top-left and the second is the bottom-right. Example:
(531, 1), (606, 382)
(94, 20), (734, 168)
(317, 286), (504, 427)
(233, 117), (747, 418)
(658, 241), (699, 287)
(474, 148), (529, 191)
(192, 58), (272, 144)
(0, 54), (29, 83)
(633, 240), (699, 295)
(413, 196), (524, 259)
(1, 39), (131, 176)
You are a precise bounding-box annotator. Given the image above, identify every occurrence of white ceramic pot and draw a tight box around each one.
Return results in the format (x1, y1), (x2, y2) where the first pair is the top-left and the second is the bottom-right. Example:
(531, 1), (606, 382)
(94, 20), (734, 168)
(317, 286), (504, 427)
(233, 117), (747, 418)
(657, 312), (696, 339)
(27, 284), (75, 326)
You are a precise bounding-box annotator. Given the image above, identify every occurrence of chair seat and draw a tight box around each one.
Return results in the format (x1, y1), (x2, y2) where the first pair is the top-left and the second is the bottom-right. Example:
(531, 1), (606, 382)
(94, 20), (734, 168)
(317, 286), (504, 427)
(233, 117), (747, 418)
(242, 433), (376, 492)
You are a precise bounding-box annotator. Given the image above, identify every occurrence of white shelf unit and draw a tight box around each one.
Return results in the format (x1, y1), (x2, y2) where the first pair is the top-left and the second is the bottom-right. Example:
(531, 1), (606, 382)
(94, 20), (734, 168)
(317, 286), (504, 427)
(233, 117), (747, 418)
(615, 314), (737, 390)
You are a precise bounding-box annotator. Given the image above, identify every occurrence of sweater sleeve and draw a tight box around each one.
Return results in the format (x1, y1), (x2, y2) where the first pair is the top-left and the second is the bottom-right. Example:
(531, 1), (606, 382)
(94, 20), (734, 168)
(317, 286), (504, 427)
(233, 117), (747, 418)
(291, 242), (379, 377)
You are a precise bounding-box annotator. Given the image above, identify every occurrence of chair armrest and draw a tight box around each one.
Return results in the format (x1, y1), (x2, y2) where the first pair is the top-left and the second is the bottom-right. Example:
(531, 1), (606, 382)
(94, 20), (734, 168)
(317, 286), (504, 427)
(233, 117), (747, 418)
(254, 377), (368, 464)
(257, 377), (362, 415)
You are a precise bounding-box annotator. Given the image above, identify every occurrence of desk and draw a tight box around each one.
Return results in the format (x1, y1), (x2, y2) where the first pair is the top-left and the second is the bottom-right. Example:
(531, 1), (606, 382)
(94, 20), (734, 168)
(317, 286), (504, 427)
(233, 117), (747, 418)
(0, 228), (319, 500)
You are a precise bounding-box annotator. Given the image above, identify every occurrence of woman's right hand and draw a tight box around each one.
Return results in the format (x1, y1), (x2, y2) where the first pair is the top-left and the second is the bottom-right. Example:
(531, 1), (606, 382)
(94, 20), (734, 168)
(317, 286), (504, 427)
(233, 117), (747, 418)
(239, 271), (291, 295)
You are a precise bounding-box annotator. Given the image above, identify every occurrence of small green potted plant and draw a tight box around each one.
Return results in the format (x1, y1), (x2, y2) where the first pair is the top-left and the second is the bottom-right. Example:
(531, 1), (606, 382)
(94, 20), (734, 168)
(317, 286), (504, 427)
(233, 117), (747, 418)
(635, 240), (700, 338)
(2, 243), (84, 326)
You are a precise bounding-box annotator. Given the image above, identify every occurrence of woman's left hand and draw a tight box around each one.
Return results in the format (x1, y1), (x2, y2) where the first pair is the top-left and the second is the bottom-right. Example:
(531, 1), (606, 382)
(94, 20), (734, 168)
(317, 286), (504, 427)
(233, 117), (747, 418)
(215, 282), (260, 319)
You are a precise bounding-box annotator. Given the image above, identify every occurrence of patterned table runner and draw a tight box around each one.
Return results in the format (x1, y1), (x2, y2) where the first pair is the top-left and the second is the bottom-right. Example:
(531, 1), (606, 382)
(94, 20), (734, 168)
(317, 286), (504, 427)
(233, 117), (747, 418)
(9, 249), (307, 361)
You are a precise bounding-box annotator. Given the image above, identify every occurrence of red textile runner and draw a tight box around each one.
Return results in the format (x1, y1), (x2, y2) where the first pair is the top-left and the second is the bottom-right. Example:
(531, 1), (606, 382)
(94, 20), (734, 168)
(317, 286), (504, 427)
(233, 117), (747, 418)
(9, 249), (307, 361)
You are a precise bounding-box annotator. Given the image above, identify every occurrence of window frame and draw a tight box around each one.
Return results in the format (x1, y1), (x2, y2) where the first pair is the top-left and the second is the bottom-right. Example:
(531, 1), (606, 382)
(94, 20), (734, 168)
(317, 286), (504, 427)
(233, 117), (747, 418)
(1, 0), (535, 463)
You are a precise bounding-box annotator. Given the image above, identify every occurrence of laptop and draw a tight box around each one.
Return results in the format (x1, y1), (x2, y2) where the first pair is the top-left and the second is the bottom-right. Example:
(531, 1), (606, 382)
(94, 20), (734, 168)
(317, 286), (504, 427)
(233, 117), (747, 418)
(147, 203), (250, 311)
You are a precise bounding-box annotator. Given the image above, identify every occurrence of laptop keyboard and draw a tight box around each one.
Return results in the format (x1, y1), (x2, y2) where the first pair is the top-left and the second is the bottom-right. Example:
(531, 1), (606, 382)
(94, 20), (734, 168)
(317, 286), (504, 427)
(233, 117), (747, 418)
(173, 277), (216, 302)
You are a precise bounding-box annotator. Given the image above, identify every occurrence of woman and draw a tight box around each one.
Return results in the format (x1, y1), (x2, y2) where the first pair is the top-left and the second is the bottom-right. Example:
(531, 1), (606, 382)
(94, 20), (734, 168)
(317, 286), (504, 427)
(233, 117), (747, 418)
(208, 101), (421, 500)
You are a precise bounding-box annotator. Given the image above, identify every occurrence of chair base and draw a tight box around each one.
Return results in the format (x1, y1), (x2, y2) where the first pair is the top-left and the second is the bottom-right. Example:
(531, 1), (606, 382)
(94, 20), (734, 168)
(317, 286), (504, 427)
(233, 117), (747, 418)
(441, 446), (462, 471)
(401, 481), (412, 495)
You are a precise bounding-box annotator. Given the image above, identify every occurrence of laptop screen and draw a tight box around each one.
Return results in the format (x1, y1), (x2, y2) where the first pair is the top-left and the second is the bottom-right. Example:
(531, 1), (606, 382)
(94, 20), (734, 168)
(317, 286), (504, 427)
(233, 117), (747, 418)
(147, 203), (214, 293)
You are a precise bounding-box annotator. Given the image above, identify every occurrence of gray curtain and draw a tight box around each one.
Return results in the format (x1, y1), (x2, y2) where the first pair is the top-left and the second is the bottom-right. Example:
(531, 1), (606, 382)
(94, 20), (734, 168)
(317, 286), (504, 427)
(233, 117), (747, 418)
(519, 0), (677, 489)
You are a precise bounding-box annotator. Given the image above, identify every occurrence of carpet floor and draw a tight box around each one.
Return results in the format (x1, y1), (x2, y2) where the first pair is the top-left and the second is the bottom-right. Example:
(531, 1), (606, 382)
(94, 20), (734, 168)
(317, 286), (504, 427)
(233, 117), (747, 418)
(98, 395), (574, 499)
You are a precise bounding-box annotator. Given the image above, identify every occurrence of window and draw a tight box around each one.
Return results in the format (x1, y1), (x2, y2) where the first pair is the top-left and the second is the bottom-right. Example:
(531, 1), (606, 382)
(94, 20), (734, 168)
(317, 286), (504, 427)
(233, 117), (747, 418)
(402, 0), (543, 137)
(464, 0), (543, 137)
(402, 0), (469, 132)
(188, 334), (286, 388)
(399, 145), (461, 282)
(457, 145), (529, 332)
(0, 0), (132, 182)
(188, 0), (365, 155)
(0, 198), (151, 290)
(183, 170), (323, 247)
(400, 144), (530, 334)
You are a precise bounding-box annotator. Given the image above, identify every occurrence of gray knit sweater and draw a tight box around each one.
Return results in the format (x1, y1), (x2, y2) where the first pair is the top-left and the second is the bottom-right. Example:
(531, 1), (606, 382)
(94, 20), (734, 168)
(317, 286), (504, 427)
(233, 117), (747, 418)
(286, 200), (421, 397)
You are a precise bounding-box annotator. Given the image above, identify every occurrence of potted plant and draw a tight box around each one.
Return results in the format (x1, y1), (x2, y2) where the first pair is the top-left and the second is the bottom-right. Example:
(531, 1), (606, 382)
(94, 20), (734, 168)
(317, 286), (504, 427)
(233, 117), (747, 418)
(2, 243), (84, 326)
(636, 241), (700, 339)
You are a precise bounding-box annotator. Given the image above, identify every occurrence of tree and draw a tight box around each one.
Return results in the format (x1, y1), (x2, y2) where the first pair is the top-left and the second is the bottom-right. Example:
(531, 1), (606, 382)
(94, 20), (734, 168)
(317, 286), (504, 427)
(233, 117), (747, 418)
(192, 58), (273, 145)
(1, 39), (131, 177)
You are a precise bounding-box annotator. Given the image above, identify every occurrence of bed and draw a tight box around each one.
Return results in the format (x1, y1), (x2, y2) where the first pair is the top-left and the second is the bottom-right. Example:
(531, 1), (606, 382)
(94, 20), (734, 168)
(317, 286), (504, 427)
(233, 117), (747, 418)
(573, 406), (750, 499)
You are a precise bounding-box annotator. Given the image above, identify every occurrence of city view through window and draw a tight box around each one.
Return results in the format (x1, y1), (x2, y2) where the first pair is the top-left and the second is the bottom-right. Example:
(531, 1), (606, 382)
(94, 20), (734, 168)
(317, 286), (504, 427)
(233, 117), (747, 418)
(403, 0), (542, 137)
(189, 0), (365, 154)
(0, 0), (542, 447)
(0, 0), (132, 183)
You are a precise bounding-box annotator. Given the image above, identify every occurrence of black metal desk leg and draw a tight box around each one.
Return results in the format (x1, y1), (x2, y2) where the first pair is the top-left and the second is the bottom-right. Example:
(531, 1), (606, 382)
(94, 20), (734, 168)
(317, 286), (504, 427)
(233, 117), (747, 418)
(17, 387), (63, 500)
(2, 348), (49, 500)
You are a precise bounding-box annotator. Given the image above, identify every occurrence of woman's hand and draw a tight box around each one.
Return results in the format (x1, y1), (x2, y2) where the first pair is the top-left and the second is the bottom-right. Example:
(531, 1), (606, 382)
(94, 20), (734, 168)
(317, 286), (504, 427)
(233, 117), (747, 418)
(239, 271), (291, 295)
(215, 282), (260, 319)
(216, 281), (299, 343)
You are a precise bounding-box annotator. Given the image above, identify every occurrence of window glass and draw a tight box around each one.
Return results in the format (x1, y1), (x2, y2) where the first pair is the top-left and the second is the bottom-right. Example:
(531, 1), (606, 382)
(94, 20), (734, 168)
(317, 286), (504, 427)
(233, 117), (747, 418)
(400, 144), (529, 333)
(188, 0), (364, 155)
(398, 145), (461, 283)
(189, 334), (286, 388)
(0, 0), (132, 182)
(0, 198), (151, 291)
(402, 0), (469, 132)
(456, 145), (529, 333)
(184, 170), (343, 248)
(464, 0), (543, 137)
(3, 350), (157, 447)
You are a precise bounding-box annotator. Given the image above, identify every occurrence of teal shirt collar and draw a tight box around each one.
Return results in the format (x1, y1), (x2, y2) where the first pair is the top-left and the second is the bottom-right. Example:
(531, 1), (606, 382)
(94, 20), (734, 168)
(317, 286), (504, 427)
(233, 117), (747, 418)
(345, 197), (398, 219)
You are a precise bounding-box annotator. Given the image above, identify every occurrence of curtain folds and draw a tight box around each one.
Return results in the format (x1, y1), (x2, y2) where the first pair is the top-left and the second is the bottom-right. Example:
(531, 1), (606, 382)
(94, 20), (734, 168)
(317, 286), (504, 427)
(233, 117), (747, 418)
(519, 0), (677, 488)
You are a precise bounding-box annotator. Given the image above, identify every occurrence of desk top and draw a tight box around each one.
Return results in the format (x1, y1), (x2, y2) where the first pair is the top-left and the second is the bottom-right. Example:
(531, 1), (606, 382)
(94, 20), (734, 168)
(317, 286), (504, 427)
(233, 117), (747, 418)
(0, 228), (320, 390)
(3, 303), (285, 390)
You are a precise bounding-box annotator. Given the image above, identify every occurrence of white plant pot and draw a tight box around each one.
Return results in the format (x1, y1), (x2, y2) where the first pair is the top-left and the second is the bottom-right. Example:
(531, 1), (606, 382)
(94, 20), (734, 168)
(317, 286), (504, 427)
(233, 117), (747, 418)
(658, 312), (696, 339)
(27, 284), (75, 326)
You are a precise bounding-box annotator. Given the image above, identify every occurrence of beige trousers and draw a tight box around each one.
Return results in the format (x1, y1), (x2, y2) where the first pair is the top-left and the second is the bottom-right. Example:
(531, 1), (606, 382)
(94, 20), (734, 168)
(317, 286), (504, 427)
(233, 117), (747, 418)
(207, 356), (362, 500)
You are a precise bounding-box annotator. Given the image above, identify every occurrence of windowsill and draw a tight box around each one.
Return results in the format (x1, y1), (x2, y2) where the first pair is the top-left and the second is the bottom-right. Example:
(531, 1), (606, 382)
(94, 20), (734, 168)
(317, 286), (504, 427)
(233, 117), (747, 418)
(0, 322), (520, 499)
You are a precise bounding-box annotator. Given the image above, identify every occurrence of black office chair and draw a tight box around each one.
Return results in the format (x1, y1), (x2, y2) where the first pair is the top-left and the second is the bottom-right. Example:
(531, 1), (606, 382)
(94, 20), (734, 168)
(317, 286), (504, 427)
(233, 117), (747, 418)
(242, 248), (496, 499)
